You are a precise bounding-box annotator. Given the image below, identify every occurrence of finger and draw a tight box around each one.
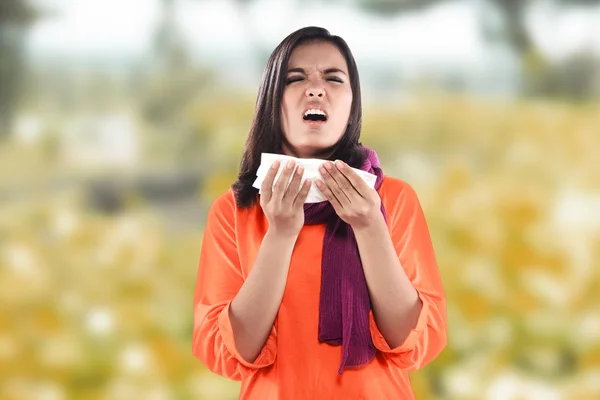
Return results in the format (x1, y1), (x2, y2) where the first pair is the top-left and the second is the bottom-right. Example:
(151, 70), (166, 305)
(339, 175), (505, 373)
(315, 178), (343, 211)
(293, 178), (312, 208)
(334, 160), (369, 197)
(273, 159), (296, 199)
(320, 163), (350, 207)
(261, 160), (281, 202)
(283, 165), (304, 203)
(326, 161), (360, 203)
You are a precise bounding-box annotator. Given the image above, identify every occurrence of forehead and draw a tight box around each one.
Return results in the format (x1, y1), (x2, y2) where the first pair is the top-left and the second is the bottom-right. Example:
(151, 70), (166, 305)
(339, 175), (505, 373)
(287, 41), (348, 71)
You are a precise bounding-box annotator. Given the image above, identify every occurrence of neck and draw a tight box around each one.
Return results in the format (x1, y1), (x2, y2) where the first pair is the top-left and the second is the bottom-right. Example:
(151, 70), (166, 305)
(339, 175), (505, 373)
(281, 142), (334, 160)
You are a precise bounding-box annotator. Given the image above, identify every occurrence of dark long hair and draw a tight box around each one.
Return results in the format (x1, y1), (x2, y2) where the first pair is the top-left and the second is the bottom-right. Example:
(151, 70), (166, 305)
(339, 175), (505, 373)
(232, 26), (368, 209)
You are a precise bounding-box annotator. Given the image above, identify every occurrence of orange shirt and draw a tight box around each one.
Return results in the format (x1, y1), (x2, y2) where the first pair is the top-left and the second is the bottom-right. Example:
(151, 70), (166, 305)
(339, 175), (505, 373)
(192, 176), (447, 399)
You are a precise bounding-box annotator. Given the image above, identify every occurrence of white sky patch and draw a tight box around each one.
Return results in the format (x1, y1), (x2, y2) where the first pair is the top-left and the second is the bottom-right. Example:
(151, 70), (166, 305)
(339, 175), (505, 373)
(29, 0), (160, 57)
(29, 0), (599, 61)
(529, 2), (600, 61)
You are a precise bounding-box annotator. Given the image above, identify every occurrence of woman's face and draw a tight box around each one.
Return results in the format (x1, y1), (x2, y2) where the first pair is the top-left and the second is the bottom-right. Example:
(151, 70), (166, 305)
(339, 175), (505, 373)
(280, 41), (353, 159)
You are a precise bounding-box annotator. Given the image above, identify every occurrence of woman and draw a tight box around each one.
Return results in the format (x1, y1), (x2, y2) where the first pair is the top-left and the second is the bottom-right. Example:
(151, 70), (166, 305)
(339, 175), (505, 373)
(192, 26), (447, 399)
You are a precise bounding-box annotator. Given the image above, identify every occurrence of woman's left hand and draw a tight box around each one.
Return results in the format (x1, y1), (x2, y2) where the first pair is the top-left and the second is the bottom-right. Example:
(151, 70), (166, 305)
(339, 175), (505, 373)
(316, 160), (383, 230)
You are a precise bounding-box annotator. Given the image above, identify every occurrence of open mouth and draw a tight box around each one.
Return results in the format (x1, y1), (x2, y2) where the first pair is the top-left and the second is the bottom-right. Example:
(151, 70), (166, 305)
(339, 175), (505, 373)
(303, 109), (328, 123)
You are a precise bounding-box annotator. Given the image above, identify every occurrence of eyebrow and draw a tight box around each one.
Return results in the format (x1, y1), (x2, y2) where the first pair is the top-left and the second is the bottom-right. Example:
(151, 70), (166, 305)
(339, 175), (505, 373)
(287, 67), (348, 75)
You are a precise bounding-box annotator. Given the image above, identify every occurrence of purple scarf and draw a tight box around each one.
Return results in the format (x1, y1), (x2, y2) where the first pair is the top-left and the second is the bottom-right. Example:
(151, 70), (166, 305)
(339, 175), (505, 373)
(301, 145), (387, 375)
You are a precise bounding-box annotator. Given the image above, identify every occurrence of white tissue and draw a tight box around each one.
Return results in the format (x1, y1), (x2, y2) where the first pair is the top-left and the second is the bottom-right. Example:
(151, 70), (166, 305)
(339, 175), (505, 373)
(252, 153), (377, 203)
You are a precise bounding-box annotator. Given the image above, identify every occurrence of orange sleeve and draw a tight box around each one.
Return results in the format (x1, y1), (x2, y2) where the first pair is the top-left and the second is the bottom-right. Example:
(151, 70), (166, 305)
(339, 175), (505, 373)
(192, 190), (277, 380)
(369, 182), (447, 371)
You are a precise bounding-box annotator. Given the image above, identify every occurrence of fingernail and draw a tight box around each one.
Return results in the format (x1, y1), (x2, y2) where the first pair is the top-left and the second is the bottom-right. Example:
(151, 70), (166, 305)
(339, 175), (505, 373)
(325, 162), (333, 170)
(335, 160), (344, 169)
(287, 160), (294, 169)
(272, 161), (280, 169)
(296, 165), (303, 174)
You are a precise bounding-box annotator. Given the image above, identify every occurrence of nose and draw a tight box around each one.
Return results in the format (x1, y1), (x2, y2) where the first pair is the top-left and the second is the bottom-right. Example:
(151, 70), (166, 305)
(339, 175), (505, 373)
(305, 86), (325, 98)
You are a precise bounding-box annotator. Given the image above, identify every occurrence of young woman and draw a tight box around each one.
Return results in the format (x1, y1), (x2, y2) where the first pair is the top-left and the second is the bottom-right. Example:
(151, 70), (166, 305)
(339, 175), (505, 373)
(192, 26), (447, 399)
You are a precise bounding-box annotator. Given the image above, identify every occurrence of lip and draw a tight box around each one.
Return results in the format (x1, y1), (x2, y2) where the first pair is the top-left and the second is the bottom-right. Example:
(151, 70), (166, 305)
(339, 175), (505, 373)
(303, 119), (327, 127)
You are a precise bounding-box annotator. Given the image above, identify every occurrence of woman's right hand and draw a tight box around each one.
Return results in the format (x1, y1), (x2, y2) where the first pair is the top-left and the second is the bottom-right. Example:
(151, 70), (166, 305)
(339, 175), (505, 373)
(260, 160), (311, 237)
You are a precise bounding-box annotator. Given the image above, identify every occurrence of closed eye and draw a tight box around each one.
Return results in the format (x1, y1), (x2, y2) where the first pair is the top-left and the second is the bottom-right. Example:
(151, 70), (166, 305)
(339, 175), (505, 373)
(286, 76), (304, 85)
(286, 76), (344, 84)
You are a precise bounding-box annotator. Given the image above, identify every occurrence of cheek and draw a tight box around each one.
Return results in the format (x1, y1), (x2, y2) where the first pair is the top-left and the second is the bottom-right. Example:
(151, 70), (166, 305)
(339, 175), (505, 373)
(343, 91), (353, 111)
(335, 90), (353, 121)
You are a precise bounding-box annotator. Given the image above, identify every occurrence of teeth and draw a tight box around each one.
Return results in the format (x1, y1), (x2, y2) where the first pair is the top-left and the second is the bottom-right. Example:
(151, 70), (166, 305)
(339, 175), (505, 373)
(304, 109), (326, 117)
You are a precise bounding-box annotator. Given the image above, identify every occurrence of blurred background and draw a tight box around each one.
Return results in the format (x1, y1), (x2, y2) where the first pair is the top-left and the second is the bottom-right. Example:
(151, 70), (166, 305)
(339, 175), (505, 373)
(1, 0), (600, 399)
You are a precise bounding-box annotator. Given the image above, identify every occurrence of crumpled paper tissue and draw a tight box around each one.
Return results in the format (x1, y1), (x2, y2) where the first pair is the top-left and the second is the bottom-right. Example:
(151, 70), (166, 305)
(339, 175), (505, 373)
(252, 153), (377, 203)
